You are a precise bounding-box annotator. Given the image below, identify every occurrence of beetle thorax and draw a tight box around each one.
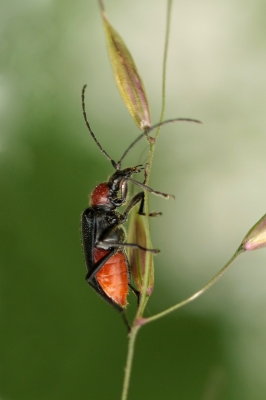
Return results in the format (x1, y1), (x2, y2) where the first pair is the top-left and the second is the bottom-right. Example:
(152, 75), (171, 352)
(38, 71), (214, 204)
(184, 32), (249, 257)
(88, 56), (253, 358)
(90, 182), (112, 208)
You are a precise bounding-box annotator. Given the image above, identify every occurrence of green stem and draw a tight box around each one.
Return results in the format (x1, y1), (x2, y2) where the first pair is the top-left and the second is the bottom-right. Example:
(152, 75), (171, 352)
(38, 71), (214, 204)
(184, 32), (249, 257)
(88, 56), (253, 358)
(144, 248), (243, 325)
(121, 2), (173, 399)
(137, 0), (173, 317)
(155, 0), (173, 142)
(121, 326), (140, 400)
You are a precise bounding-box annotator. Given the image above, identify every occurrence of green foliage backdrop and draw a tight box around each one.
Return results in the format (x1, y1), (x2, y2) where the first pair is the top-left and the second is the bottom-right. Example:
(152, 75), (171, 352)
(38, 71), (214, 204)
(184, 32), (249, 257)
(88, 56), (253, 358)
(1, 1), (266, 399)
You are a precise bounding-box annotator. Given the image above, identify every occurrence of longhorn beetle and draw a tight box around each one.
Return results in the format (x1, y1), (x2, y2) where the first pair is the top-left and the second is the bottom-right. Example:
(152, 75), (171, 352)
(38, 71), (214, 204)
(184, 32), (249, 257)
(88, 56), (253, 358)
(80, 85), (199, 330)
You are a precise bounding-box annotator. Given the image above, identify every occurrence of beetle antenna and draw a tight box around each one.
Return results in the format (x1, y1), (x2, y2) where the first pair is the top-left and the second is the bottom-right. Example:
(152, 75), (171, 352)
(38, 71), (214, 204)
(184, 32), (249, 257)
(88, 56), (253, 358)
(116, 117), (202, 168)
(82, 85), (117, 169)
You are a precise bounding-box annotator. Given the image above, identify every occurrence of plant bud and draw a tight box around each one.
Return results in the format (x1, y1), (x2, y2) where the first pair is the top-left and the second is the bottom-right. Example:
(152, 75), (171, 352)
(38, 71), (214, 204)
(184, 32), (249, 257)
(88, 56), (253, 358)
(240, 213), (266, 251)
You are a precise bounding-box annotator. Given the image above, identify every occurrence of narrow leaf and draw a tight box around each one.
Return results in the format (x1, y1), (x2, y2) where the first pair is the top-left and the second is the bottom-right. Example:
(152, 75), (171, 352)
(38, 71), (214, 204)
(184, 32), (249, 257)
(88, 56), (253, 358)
(98, 1), (151, 130)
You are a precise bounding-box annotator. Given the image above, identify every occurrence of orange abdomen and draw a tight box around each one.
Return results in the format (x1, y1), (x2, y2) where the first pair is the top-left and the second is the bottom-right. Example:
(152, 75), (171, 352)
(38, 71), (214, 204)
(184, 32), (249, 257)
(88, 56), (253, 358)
(94, 248), (128, 308)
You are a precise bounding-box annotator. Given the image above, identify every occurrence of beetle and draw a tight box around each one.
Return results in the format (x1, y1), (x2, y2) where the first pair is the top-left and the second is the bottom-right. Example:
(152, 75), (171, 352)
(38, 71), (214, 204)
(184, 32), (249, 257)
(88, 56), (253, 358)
(80, 85), (175, 330)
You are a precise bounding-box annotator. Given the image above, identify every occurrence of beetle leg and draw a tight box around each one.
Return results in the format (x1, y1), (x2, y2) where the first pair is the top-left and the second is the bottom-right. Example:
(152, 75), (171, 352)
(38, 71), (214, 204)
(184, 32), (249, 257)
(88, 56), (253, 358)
(121, 310), (131, 334)
(133, 192), (162, 217)
(143, 162), (149, 185)
(129, 178), (175, 199)
(96, 193), (159, 245)
(85, 248), (117, 282)
(88, 279), (131, 332)
(98, 240), (160, 254)
(123, 192), (161, 218)
(122, 192), (144, 216)
(128, 283), (141, 306)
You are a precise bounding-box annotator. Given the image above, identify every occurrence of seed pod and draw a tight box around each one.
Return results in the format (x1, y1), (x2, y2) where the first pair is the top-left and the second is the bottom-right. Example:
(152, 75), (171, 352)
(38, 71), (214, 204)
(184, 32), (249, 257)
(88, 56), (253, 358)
(98, 0), (151, 130)
(128, 208), (154, 295)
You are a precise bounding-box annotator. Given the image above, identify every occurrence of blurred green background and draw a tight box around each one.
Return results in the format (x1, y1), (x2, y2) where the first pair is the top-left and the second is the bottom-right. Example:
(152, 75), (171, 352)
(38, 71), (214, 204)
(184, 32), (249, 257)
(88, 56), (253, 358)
(1, 1), (266, 399)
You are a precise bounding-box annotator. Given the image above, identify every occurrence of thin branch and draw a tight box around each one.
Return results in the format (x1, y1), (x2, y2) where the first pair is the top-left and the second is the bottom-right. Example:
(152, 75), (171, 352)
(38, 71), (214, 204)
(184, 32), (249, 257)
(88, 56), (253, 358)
(142, 249), (243, 325)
